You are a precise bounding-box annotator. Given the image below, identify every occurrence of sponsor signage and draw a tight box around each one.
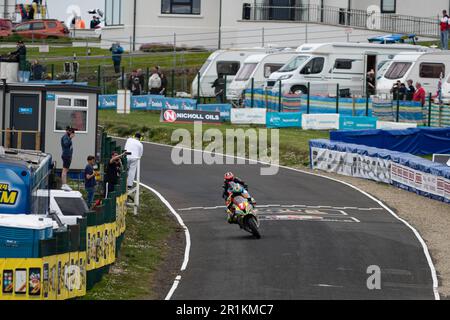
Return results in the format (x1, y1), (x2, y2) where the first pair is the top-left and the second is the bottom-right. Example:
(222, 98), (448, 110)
(231, 108), (267, 125)
(266, 112), (302, 128)
(98, 95), (118, 110)
(302, 114), (340, 130)
(160, 109), (221, 124)
(197, 104), (231, 121)
(376, 121), (417, 130)
(18, 107), (33, 115)
(339, 116), (377, 130)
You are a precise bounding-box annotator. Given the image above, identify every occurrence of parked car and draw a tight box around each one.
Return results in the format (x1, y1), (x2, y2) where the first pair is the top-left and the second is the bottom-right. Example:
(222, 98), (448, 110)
(13, 19), (69, 39)
(0, 19), (13, 38)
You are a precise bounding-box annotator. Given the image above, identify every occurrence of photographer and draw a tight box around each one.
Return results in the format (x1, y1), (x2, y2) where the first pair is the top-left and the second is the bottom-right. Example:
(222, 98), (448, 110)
(104, 151), (127, 194)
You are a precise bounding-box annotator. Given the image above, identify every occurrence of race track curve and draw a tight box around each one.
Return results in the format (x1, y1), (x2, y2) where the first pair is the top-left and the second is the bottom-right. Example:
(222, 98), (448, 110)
(119, 139), (438, 300)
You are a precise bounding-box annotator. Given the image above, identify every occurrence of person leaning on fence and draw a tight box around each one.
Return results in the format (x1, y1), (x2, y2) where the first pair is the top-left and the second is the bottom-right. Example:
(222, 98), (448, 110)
(440, 10), (450, 50)
(212, 74), (226, 103)
(149, 66), (162, 95)
(104, 151), (126, 194)
(406, 79), (416, 101)
(10, 41), (29, 82)
(125, 133), (144, 189)
(413, 82), (427, 107)
(84, 156), (97, 208)
(61, 127), (75, 192)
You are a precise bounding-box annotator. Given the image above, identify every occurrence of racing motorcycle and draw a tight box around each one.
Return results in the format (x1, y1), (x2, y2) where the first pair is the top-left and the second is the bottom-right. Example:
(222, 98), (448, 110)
(226, 184), (261, 239)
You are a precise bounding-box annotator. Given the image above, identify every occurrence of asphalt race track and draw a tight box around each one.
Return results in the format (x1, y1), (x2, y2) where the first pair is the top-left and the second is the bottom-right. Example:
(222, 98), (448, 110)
(119, 139), (438, 300)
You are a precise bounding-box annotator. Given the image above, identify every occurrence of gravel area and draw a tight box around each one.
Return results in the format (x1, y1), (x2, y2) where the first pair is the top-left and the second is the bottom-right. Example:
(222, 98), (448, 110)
(300, 167), (450, 299)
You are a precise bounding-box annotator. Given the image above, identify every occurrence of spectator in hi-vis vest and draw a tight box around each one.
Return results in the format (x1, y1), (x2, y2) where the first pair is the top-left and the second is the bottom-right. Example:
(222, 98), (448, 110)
(125, 133), (144, 188)
(440, 10), (449, 50)
(148, 66), (162, 95)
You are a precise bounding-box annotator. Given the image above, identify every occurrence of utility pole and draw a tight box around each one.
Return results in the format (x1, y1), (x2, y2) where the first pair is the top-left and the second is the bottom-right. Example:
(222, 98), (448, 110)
(218, 0), (223, 49)
(132, 0), (137, 52)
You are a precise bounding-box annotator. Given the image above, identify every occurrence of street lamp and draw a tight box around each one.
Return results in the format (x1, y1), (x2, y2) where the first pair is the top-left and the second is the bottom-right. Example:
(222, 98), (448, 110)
(218, 0), (222, 49)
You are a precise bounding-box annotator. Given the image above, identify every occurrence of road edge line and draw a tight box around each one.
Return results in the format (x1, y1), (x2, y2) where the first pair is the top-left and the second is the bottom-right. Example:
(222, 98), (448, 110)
(139, 182), (191, 301)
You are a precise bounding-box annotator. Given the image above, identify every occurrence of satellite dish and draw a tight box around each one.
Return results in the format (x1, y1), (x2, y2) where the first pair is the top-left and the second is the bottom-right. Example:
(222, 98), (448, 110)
(367, 5), (381, 30)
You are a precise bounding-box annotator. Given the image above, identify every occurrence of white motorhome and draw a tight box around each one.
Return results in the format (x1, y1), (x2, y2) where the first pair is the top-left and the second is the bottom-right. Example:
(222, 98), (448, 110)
(226, 51), (298, 102)
(191, 47), (290, 98)
(267, 42), (430, 96)
(377, 51), (450, 97)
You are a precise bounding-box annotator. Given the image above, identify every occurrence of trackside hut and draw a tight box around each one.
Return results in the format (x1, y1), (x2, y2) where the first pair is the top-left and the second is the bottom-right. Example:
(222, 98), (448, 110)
(0, 83), (100, 171)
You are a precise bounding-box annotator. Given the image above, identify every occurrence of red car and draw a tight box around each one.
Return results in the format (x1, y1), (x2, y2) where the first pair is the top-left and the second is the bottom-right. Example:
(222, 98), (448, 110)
(13, 19), (69, 39)
(0, 19), (13, 38)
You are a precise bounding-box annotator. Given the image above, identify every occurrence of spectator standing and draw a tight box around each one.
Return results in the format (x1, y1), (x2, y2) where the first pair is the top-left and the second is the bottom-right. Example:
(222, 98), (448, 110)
(159, 71), (168, 96)
(440, 10), (449, 50)
(31, 60), (44, 80)
(104, 151), (125, 194)
(149, 66), (162, 95)
(110, 42), (124, 74)
(366, 69), (376, 96)
(406, 79), (416, 101)
(90, 16), (97, 29)
(61, 127), (75, 191)
(11, 41), (28, 82)
(124, 133), (144, 188)
(212, 74), (226, 103)
(391, 80), (401, 100)
(136, 69), (145, 91)
(84, 156), (97, 208)
(398, 83), (407, 101)
(413, 82), (427, 106)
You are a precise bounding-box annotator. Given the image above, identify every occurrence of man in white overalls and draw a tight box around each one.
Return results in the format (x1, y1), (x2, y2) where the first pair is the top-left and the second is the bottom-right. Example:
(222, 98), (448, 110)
(125, 133), (144, 188)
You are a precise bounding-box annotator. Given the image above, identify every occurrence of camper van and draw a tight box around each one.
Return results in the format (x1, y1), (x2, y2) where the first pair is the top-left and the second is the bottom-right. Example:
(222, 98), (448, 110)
(191, 47), (291, 98)
(377, 51), (450, 97)
(267, 42), (430, 96)
(226, 51), (298, 102)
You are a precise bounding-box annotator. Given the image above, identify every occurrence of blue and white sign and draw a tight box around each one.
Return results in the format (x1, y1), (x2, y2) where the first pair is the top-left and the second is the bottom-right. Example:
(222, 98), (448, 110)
(46, 93), (55, 101)
(266, 112), (302, 128)
(98, 95), (118, 110)
(340, 116), (377, 130)
(18, 107), (33, 115)
(302, 114), (340, 130)
(197, 104), (231, 121)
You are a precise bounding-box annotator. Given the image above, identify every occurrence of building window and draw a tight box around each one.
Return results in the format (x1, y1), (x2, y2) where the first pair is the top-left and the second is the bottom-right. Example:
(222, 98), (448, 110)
(54, 96), (89, 133)
(161, 0), (201, 15)
(334, 59), (353, 70)
(381, 0), (396, 13)
(419, 63), (445, 79)
(105, 0), (122, 26)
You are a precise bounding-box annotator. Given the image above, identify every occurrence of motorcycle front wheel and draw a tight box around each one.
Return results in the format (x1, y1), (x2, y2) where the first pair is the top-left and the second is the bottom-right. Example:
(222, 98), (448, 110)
(246, 216), (261, 239)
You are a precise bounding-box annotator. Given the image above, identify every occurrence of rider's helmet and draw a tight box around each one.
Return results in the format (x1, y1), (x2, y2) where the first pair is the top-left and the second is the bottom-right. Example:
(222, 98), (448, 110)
(224, 172), (234, 181)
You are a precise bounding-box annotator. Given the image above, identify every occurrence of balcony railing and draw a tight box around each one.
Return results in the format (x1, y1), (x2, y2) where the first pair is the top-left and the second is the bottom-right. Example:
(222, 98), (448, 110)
(242, 4), (439, 38)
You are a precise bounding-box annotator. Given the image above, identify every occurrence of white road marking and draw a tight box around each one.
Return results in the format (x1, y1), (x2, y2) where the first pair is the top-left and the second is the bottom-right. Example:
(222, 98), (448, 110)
(178, 204), (383, 212)
(139, 183), (190, 300)
(116, 137), (440, 300)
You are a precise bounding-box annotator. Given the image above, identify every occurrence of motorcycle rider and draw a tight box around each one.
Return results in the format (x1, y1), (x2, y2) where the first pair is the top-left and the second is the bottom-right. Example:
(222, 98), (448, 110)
(223, 172), (256, 224)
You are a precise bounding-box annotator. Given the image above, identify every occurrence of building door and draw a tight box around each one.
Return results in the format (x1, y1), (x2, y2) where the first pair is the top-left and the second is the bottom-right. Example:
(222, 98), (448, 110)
(269, 0), (296, 21)
(10, 94), (40, 150)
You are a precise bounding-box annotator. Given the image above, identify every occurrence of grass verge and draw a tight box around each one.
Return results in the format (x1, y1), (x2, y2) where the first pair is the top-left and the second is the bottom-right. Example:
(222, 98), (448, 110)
(99, 110), (329, 167)
(82, 189), (178, 300)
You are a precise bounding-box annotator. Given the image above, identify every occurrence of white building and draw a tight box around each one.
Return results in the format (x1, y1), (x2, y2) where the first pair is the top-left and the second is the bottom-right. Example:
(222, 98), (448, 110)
(101, 0), (446, 51)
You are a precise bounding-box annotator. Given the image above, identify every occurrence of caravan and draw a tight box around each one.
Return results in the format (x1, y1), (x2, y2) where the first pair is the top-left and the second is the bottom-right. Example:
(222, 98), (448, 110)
(377, 51), (450, 97)
(226, 51), (298, 102)
(267, 42), (430, 96)
(191, 47), (291, 98)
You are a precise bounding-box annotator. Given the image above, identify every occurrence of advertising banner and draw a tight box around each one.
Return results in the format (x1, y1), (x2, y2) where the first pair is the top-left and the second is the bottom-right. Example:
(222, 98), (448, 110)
(98, 95), (118, 110)
(376, 121), (418, 130)
(391, 163), (450, 203)
(339, 116), (377, 130)
(197, 104), (232, 121)
(266, 112), (302, 129)
(302, 114), (340, 130)
(231, 108), (267, 125)
(160, 109), (221, 124)
(147, 95), (197, 111)
(310, 147), (391, 183)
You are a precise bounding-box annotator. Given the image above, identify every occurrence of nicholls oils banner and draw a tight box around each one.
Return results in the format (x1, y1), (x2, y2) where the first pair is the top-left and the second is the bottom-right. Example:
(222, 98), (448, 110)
(160, 109), (221, 124)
